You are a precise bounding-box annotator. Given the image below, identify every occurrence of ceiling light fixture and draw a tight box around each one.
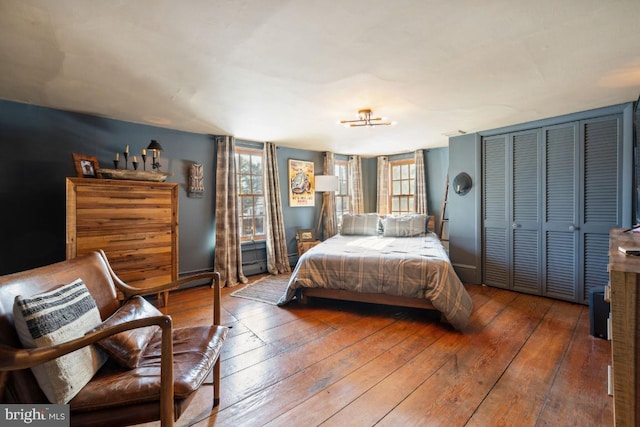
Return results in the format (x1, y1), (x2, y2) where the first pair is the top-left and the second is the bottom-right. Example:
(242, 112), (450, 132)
(340, 109), (395, 128)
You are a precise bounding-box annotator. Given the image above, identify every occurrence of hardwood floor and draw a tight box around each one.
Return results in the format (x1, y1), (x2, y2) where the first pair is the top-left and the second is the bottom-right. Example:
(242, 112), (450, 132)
(151, 277), (613, 427)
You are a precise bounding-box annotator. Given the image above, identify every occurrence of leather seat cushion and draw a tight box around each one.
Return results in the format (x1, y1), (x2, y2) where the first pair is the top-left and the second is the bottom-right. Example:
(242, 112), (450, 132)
(70, 325), (228, 411)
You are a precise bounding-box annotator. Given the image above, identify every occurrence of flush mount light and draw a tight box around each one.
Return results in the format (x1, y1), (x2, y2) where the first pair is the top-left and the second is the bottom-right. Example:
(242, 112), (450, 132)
(340, 109), (396, 127)
(442, 130), (467, 137)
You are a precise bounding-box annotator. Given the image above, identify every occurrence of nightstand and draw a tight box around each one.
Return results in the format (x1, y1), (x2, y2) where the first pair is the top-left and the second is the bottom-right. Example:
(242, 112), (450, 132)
(297, 240), (321, 257)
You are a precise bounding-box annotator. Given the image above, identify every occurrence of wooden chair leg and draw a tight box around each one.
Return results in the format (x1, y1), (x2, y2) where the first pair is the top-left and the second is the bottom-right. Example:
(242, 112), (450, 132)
(213, 358), (221, 407)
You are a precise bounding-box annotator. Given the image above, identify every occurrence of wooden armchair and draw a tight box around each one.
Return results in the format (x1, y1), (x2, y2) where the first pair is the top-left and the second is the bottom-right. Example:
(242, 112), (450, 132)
(0, 251), (228, 426)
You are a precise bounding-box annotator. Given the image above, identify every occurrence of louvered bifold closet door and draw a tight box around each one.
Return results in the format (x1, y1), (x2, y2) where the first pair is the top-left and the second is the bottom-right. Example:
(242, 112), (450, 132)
(511, 130), (542, 294)
(580, 115), (622, 303)
(543, 123), (579, 300)
(483, 135), (509, 288)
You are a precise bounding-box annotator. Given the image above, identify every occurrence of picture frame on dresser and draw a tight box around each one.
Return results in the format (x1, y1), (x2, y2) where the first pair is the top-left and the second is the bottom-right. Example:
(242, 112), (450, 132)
(72, 153), (101, 178)
(297, 229), (315, 242)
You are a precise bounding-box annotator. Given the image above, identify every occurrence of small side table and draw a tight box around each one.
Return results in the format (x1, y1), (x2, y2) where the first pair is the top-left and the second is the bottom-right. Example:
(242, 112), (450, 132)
(297, 240), (321, 257)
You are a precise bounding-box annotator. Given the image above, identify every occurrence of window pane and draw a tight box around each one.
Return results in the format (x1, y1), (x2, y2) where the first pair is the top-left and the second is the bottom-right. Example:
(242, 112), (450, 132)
(402, 180), (409, 194)
(400, 197), (408, 212)
(392, 197), (399, 212)
(393, 181), (401, 194)
(242, 197), (253, 215)
(238, 154), (250, 174)
(399, 165), (407, 180)
(251, 155), (262, 174)
(241, 218), (253, 237)
(252, 175), (263, 194)
(236, 147), (266, 241)
(392, 166), (400, 180)
(240, 175), (251, 194)
(254, 216), (264, 235)
(408, 196), (414, 210)
(255, 197), (265, 215)
(339, 181), (348, 194)
(410, 164), (416, 179)
(410, 180), (415, 194)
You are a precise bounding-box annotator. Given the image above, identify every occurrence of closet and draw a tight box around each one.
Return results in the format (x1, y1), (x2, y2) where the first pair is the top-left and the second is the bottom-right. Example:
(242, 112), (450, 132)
(482, 115), (623, 304)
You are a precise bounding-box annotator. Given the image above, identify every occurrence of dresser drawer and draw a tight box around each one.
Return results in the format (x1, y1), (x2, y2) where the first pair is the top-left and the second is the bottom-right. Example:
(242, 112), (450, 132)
(75, 208), (173, 233)
(88, 246), (173, 284)
(74, 183), (174, 208)
(76, 230), (173, 252)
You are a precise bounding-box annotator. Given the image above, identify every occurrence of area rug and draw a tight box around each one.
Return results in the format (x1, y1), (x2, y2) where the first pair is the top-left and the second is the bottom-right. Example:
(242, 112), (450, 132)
(230, 273), (291, 305)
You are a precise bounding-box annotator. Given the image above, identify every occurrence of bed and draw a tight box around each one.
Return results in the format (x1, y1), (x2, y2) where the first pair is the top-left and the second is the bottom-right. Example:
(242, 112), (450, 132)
(277, 213), (473, 330)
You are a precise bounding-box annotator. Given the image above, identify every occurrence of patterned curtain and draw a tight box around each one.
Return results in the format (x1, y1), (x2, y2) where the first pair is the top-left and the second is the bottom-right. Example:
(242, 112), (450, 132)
(348, 155), (364, 214)
(322, 152), (338, 239)
(377, 156), (390, 216)
(414, 149), (428, 214)
(265, 142), (291, 274)
(214, 136), (247, 287)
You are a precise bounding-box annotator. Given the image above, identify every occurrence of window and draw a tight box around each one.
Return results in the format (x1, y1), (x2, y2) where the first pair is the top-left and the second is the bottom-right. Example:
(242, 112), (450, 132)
(235, 147), (266, 242)
(389, 159), (415, 215)
(335, 160), (350, 224)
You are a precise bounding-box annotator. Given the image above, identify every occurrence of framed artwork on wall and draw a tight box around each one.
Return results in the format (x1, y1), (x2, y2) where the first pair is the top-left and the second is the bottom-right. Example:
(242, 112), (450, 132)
(72, 153), (101, 178)
(288, 159), (315, 207)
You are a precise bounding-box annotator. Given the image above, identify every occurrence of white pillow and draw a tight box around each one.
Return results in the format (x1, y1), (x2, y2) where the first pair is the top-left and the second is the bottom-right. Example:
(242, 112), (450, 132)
(383, 213), (427, 237)
(13, 278), (107, 404)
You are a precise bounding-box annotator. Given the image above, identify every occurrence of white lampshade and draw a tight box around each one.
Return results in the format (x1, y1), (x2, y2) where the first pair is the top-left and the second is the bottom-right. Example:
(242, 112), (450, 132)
(315, 175), (339, 192)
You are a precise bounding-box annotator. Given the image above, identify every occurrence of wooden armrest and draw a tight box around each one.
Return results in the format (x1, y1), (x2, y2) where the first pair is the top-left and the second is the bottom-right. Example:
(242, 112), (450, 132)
(116, 272), (215, 299)
(0, 315), (172, 371)
(99, 249), (216, 297)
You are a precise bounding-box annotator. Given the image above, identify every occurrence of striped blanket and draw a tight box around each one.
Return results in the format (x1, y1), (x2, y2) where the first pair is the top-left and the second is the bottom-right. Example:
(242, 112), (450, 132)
(277, 233), (472, 330)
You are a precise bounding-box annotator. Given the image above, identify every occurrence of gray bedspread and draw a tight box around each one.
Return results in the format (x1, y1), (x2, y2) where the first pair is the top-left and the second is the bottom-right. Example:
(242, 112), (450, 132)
(277, 233), (472, 330)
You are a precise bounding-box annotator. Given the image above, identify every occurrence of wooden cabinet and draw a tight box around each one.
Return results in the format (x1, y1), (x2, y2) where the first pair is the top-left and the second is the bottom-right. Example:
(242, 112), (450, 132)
(66, 178), (178, 302)
(608, 228), (640, 426)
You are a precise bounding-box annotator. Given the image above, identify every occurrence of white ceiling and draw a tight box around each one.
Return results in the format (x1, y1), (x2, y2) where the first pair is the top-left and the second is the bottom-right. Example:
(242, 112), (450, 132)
(1, 0), (639, 156)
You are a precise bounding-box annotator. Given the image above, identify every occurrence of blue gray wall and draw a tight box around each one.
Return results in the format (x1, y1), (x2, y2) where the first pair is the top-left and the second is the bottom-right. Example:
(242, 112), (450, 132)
(447, 135), (481, 283)
(0, 100), (216, 276)
(425, 147), (449, 234)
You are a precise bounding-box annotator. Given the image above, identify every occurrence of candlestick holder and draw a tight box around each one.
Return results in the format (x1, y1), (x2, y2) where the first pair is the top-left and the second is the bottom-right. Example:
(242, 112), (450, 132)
(147, 140), (164, 172)
(113, 160), (119, 169)
(151, 155), (161, 171)
(133, 161), (139, 170)
(123, 152), (129, 170)
(141, 154), (147, 171)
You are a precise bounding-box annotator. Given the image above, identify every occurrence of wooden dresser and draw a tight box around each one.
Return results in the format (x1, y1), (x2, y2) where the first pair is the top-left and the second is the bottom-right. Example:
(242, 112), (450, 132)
(608, 228), (640, 426)
(66, 178), (178, 303)
(297, 240), (321, 258)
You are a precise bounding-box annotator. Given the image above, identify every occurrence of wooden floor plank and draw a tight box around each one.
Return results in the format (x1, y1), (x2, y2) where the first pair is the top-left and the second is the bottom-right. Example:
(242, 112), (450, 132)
(318, 286), (519, 427)
(217, 312), (397, 411)
(536, 307), (613, 426)
(466, 300), (581, 426)
(375, 294), (554, 426)
(214, 311), (431, 425)
(136, 277), (613, 427)
(263, 320), (447, 427)
(221, 318), (337, 378)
